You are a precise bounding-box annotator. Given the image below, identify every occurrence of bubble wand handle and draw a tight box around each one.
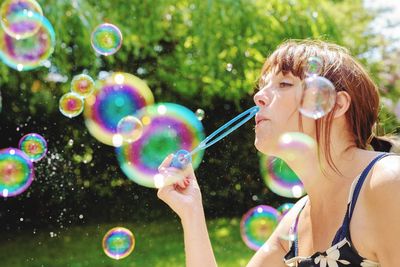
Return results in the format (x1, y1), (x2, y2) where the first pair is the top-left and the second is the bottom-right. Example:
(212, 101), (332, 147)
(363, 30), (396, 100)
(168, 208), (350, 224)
(170, 106), (260, 169)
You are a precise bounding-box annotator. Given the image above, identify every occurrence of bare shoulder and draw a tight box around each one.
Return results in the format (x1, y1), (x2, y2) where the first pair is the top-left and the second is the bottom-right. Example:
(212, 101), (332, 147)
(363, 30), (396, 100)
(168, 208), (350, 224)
(363, 154), (400, 261)
(366, 154), (400, 192)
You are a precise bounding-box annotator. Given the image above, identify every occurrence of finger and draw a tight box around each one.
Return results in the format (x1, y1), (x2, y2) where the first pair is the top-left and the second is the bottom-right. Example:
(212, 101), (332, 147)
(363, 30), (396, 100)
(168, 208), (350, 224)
(176, 177), (186, 188)
(157, 183), (175, 201)
(158, 154), (174, 171)
(183, 163), (196, 181)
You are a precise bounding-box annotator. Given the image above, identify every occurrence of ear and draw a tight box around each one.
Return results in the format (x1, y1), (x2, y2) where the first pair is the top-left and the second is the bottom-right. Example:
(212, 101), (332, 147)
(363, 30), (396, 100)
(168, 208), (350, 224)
(333, 91), (351, 118)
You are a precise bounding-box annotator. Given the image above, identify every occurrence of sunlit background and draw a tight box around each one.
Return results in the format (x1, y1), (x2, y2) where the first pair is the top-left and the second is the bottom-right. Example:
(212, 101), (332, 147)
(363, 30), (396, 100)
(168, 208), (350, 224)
(0, 0), (399, 266)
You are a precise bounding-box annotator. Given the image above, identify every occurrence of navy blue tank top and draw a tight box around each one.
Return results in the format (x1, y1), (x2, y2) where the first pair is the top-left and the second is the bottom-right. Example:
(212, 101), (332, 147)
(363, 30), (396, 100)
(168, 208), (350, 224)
(284, 153), (393, 267)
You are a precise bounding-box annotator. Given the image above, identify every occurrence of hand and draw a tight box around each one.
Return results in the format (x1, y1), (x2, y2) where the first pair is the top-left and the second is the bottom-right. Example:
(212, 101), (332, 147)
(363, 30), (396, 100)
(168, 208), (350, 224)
(157, 154), (204, 220)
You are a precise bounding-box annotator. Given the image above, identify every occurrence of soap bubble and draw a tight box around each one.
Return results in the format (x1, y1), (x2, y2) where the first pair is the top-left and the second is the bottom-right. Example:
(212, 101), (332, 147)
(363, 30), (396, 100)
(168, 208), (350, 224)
(116, 116), (143, 144)
(102, 227), (135, 260)
(304, 56), (323, 77)
(0, 148), (34, 197)
(71, 74), (95, 98)
(260, 155), (305, 198)
(59, 92), (84, 118)
(0, 0), (43, 39)
(195, 108), (205, 121)
(91, 23), (122, 56)
(0, 12), (55, 71)
(240, 205), (279, 251)
(18, 133), (47, 162)
(298, 75), (336, 119)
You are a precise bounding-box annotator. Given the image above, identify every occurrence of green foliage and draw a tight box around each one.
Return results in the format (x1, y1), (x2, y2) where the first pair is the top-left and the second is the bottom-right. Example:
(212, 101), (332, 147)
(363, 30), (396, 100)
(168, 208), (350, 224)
(0, 0), (398, 227)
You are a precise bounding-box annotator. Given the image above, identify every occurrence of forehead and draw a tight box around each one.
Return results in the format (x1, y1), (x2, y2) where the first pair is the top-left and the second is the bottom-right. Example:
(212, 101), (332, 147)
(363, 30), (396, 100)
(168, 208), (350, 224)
(260, 69), (298, 83)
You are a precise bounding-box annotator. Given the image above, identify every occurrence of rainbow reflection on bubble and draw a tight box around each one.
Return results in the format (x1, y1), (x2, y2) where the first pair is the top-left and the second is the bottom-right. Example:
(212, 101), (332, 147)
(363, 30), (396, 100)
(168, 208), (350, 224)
(102, 227), (135, 260)
(304, 56), (323, 77)
(0, 148), (34, 197)
(240, 205), (279, 251)
(0, 0), (43, 39)
(59, 92), (84, 118)
(277, 132), (316, 161)
(71, 74), (95, 98)
(277, 203), (294, 222)
(18, 133), (47, 162)
(298, 75), (336, 120)
(260, 155), (305, 198)
(91, 23), (122, 56)
(116, 103), (205, 188)
(0, 12), (55, 71)
(84, 72), (154, 146)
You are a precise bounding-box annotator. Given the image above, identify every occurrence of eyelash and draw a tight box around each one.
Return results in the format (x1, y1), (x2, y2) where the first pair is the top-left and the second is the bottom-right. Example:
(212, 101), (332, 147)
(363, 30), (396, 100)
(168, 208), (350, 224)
(279, 82), (292, 88)
(255, 81), (293, 92)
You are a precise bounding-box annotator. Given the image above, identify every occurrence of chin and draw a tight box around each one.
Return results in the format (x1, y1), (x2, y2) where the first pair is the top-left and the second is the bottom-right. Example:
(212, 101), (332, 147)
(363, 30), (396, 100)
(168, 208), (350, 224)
(254, 136), (276, 156)
(254, 138), (276, 155)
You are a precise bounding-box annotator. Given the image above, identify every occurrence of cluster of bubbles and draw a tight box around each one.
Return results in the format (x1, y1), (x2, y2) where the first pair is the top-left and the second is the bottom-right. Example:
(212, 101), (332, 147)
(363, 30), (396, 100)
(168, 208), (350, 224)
(91, 23), (122, 56)
(59, 74), (95, 118)
(0, 0), (55, 71)
(240, 203), (294, 251)
(102, 227), (135, 260)
(84, 72), (154, 145)
(298, 56), (337, 119)
(0, 133), (47, 197)
(81, 71), (205, 189)
(116, 103), (205, 188)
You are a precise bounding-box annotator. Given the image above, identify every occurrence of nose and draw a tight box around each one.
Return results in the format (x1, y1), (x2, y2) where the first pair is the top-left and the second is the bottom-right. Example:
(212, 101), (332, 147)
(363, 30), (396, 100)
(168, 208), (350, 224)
(253, 89), (270, 107)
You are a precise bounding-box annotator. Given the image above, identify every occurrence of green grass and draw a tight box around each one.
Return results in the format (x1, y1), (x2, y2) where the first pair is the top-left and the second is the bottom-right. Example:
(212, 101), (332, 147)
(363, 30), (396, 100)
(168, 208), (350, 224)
(0, 218), (254, 267)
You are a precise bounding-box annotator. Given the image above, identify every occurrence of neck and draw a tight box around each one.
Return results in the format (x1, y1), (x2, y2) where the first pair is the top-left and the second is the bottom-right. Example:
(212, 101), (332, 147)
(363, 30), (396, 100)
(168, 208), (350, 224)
(279, 139), (362, 209)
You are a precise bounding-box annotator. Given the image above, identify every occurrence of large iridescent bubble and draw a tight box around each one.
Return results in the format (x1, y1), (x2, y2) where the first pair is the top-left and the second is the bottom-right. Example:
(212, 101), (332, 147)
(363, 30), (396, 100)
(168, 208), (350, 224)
(0, 12), (55, 71)
(260, 154), (305, 198)
(18, 133), (47, 162)
(84, 72), (154, 146)
(240, 205), (279, 251)
(277, 132), (316, 161)
(0, 0), (43, 39)
(102, 227), (135, 260)
(116, 103), (205, 188)
(0, 148), (34, 197)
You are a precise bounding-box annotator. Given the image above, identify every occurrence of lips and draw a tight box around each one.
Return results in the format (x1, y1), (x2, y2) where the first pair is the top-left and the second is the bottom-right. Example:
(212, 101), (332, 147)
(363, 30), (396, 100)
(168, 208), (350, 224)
(255, 115), (269, 125)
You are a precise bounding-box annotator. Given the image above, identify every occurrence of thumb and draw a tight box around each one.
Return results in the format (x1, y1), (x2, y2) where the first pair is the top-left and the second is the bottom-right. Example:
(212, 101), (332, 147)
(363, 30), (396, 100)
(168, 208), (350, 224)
(158, 154), (174, 171)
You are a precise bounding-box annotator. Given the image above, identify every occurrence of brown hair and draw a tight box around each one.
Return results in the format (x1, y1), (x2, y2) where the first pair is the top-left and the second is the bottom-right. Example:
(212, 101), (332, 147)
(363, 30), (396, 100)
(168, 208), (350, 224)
(259, 39), (394, 173)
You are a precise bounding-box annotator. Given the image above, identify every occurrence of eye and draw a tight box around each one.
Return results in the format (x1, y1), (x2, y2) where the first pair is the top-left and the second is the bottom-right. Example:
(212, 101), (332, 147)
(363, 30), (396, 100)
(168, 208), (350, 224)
(279, 82), (293, 88)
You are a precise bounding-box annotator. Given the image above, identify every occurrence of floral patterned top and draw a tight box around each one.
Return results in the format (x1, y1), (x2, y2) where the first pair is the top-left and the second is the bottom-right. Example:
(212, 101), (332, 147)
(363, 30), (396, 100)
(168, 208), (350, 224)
(283, 153), (393, 267)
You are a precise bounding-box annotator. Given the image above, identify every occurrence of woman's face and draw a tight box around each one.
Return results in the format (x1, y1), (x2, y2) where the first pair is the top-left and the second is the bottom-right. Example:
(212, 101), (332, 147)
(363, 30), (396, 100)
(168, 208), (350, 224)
(253, 70), (315, 156)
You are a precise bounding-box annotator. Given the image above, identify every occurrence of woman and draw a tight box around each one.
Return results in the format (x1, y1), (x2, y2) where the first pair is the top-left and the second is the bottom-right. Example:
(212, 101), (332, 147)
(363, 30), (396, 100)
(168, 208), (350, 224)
(157, 40), (400, 267)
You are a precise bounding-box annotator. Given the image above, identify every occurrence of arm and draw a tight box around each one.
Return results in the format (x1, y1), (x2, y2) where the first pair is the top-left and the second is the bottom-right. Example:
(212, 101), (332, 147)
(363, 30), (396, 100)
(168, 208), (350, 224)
(365, 155), (400, 266)
(157, 155), (217, 267)
(181, 204), (218, 267)
(157, 155), (306, 267)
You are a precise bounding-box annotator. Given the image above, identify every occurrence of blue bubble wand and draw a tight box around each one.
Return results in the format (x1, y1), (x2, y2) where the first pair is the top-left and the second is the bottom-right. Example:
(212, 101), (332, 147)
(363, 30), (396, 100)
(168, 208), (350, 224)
(170, 106), (260, 169)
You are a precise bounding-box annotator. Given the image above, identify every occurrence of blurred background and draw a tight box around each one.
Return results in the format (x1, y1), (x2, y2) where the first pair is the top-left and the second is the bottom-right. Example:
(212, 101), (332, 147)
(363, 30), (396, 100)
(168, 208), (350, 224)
(0, 0), (399, 266)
